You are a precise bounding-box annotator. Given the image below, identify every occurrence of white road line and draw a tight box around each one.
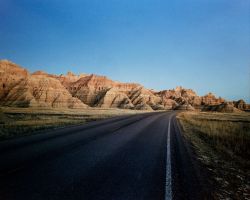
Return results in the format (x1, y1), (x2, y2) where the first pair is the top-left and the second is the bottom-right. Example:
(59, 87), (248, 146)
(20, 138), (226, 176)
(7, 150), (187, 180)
(165, 117), (172, 200)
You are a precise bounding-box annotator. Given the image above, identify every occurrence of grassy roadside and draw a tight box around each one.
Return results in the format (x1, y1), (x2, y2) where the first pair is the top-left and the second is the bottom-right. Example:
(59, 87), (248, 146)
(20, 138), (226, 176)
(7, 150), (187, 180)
(177, 111), (250, 200)
(0, 106), (151, 140)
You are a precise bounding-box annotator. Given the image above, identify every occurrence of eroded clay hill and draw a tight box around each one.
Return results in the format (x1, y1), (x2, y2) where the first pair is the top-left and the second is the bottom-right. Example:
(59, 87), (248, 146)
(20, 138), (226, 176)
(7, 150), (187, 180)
(0, 60), (87, 108)
(0, 60), (248, 112)
(60, 74), (159, 110)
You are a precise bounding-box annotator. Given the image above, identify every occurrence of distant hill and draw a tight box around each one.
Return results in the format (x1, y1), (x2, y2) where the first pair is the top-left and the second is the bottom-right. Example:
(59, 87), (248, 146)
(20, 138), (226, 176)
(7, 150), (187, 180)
(0, 60), (249, 112)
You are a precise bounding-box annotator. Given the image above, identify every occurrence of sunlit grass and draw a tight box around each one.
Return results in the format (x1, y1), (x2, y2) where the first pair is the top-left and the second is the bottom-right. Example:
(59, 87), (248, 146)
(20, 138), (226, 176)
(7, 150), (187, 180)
(177, 111), (250, 199)
(178, 112), (250, 158)
(0, 106), (152, 140)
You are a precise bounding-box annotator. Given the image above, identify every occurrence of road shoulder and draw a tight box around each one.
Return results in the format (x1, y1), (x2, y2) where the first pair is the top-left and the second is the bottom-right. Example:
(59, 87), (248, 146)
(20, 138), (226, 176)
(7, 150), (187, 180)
(172, 114), (214, 199)
(177, 111), (250, 200)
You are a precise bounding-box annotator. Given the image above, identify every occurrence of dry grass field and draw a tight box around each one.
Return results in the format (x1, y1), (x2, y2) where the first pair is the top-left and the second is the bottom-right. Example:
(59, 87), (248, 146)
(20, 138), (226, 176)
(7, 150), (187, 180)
(0, 106), (151, 140)
(177, 111), (250, 200)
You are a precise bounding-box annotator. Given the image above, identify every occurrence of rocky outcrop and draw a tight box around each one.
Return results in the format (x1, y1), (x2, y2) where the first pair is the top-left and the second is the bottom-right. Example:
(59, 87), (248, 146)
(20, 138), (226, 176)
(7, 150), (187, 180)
(175, 104), (195, 111)
(202, 102), (241, 113)
(233, 99), (247, 110)
(63, 74), (159, 110)
(156, 86), (201, 109)
(161, 99), (178, 110)
(3, 74), (87, 108)
(128, 86), (162, 109)
(201, 92), (225, 106)
(97, 88), (134, 109)
(0, 60), (29, 101)
(0, 61), (87, 108)
(246, 104), (250, 111)
(134, 103), (153, 111)
(0, 60), (248, 112)
(57, 71), (88, 88)
(66, 75), (120, 106)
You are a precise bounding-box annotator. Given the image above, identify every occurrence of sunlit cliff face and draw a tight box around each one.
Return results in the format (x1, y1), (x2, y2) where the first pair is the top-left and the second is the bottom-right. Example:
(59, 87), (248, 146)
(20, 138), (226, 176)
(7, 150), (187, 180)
(0, 60), (249, 112)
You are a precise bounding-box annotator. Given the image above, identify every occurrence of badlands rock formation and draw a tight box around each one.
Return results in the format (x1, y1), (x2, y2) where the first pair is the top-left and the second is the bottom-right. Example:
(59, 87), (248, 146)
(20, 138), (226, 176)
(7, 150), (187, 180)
(156, 86), (200, 109)
(233, 99), (248, 110)
(0, 60), (29, 101)
(62, 74), (141, 108)
(201, 92), (225, 105)
(0, 60), (248, 111)
(202, 102), (241, 113)
(97, 87), (134, 109)
(0, 60), (87, 108)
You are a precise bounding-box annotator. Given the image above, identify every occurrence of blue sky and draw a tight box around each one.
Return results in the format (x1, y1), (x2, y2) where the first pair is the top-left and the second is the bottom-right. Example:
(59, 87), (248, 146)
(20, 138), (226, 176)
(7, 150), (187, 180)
(0, 0), (249, 102)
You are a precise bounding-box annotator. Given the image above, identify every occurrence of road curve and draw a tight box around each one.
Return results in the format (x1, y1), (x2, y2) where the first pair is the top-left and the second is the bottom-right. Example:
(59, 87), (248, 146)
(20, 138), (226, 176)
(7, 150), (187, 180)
(0, 111), (211, 200)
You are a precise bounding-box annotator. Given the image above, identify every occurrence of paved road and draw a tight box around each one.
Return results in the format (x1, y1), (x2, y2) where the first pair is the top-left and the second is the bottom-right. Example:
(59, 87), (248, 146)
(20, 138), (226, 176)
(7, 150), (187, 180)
(0, 111), (210, 200)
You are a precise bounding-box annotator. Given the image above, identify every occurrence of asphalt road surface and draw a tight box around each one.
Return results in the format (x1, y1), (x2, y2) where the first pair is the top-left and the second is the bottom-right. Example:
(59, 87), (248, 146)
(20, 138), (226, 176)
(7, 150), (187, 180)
(0, 111), (211, 200)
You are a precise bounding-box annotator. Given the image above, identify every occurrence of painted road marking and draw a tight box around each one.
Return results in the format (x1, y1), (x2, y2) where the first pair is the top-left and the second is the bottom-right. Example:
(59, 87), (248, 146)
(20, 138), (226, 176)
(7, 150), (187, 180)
(165, 117), (172, 200)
